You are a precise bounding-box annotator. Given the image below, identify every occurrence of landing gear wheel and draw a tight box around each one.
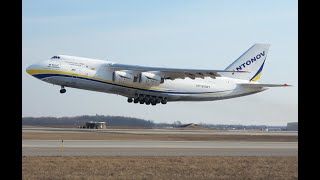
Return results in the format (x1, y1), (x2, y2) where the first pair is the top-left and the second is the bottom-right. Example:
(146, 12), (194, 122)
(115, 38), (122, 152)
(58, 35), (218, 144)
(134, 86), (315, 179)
(60, 89), (66, 94)
(138, 96), (144, 101)
(127, 98), (133, 103)
(161, 100), (167, 104)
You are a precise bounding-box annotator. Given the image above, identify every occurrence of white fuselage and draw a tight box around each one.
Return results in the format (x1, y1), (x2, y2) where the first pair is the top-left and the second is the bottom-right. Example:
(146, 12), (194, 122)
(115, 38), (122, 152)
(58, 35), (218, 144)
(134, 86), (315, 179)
(26, 56), (267, 102)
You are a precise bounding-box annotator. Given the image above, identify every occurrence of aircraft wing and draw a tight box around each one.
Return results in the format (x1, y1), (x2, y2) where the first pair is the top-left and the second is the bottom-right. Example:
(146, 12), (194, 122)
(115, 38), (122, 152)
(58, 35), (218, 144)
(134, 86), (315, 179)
(110, 63), (248, 80)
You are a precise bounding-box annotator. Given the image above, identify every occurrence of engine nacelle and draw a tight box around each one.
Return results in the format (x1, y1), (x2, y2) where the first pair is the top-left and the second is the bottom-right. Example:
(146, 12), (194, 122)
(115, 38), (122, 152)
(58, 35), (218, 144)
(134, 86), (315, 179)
(112, 71), (134, 84)
(139, 72), (163, 86)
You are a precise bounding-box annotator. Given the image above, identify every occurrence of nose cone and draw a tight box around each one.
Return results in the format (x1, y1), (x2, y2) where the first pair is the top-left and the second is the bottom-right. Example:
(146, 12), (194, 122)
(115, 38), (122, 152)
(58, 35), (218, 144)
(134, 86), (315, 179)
(26, 62), (46, 76)
(26, 64), (35, 75)
(26, 63), (43, 76)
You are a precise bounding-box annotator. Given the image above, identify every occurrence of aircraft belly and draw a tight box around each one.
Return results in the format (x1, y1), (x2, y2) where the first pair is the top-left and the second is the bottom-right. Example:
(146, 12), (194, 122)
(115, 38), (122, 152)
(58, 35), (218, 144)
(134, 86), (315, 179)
(171, 88), (265, 101)
(170, 91), (234, 101)
(47, 76), (114, 93)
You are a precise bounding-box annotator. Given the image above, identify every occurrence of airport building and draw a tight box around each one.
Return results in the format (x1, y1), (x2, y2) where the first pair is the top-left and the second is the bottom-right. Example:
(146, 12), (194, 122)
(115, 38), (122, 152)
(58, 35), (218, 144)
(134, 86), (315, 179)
(287, 122), (298, 131)
(82, 121), (106, 129)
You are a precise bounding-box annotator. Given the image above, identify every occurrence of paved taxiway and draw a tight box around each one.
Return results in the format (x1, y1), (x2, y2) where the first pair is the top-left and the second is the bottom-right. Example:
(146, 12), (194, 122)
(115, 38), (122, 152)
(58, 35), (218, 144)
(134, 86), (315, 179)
(22, 140), (297, 156)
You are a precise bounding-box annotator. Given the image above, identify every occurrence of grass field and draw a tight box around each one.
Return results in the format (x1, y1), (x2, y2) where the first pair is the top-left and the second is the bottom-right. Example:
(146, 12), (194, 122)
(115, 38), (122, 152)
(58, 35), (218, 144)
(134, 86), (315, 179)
(23, 132), (297, 142)
(22, 156), (297, 179)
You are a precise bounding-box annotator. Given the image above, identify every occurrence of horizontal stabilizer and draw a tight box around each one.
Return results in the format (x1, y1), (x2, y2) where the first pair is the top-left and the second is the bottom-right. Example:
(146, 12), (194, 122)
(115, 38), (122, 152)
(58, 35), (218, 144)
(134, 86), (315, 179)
(239, 83), (291, 88)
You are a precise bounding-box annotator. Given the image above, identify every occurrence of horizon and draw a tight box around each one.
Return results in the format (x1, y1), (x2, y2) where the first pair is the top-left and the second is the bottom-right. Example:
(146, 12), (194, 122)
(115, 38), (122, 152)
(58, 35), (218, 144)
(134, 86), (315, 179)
(22, 115), (297, 126)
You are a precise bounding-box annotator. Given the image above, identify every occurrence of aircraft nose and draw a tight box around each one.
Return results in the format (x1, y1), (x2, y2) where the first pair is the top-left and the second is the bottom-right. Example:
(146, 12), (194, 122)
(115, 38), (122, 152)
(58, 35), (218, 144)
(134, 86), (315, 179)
(26, 61), (47, 75)
(26, 64), (37, 75)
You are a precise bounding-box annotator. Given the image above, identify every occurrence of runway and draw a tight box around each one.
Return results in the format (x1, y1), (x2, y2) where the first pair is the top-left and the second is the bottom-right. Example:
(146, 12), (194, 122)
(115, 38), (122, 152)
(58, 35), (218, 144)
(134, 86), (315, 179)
(22, 126), (298, 136)
(22, 140), (297, 156)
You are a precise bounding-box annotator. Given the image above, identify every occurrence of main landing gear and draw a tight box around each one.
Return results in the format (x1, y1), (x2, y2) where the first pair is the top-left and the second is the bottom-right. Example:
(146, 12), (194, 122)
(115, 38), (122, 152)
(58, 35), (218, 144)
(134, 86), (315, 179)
(60, 86), (66, 94)
(127, 94), (168, 106)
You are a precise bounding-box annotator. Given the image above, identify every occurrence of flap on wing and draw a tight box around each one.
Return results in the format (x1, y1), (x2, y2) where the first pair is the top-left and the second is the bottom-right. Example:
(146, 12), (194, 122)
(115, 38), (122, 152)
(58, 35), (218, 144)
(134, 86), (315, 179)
(110, 63), (248, 80)
(239, 83), (291, 88)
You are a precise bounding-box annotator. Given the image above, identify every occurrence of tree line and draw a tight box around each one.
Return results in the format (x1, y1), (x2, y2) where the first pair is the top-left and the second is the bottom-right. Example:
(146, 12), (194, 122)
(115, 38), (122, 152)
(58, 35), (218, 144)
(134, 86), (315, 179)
(22, 115), (155, 127)
(22, 115), (280, 129)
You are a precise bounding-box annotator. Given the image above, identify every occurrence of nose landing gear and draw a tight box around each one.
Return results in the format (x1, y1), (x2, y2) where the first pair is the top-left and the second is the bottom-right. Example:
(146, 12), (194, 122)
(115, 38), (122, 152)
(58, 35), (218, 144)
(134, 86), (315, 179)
(60, 86), (66, 94)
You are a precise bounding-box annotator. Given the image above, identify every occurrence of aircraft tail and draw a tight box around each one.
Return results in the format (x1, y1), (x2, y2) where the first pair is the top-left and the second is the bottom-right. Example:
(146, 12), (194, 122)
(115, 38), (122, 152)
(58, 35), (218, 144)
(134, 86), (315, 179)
(224, 43), (270, 81)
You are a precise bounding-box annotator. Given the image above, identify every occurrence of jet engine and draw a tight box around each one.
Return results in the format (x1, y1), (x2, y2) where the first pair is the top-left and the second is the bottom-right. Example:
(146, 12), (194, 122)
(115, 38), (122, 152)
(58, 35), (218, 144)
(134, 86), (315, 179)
(139, 72), (164, 86)
(112, 71), (134, 84)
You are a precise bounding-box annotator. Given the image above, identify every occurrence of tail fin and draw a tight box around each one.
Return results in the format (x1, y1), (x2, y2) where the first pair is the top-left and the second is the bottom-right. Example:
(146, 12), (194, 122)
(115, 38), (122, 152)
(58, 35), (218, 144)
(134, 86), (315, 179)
(224, 43), (270, 81)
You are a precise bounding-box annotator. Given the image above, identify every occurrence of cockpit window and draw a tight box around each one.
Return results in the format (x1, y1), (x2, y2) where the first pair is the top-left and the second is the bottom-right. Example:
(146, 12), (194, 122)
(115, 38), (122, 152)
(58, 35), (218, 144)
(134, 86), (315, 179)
(51, 56), (60, 59)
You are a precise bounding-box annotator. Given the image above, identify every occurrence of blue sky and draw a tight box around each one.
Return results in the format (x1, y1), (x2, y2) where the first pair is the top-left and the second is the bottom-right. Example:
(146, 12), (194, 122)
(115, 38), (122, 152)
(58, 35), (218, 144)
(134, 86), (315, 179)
(23, 0), (297, 126)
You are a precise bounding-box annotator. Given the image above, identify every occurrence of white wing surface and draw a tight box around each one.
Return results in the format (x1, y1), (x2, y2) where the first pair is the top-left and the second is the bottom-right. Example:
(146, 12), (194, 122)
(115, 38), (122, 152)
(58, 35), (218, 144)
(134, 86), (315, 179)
(110, 63), (248, 80)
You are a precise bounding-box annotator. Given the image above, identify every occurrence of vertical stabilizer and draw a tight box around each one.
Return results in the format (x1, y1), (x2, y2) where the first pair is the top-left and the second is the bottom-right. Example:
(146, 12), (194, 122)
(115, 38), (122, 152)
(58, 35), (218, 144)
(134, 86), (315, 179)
(225, 43), (270, 81)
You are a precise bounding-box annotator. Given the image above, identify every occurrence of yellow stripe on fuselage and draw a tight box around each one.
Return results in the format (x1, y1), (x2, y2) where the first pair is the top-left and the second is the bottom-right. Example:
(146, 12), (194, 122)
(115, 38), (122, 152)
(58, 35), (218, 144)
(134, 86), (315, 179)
(27, 69), (166, 91)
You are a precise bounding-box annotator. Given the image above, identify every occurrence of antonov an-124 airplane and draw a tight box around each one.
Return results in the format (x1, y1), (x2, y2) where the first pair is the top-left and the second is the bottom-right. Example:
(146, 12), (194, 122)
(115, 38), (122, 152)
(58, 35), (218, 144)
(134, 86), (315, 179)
(26, 43), (290, 106)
